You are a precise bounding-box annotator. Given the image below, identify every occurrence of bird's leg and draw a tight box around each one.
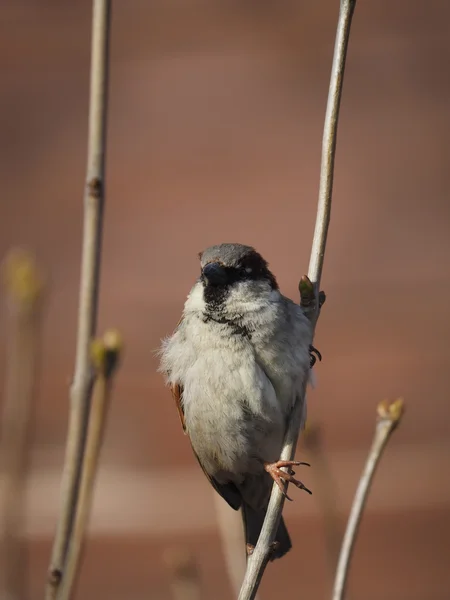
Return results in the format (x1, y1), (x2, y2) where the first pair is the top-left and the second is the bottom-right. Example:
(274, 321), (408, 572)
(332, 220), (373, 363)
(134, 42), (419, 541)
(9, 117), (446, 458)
(309, 344), (322, 368)
(264, 460), (312, 501)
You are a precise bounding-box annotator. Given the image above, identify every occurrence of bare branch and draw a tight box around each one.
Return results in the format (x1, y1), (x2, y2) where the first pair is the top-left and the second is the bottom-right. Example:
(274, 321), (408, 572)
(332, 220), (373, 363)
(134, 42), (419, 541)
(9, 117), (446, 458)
(1, 250), (44, 600)
(45, 1), (111, 598)
(238, 2), (357, 598)
(57, 330), (122, 600)
(309, 0), (357, 298)
(332, 399), (405, 600)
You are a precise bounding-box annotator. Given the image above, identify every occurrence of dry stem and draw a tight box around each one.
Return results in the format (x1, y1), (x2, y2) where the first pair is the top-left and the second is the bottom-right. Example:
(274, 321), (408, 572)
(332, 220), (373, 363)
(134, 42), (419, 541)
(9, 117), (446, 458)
(56, 331), (122, 600)
(332, 399), (405, 600)
(238, 2), (357, 598)
(1, 250), (44, 600)
(45, 1), (112, 598)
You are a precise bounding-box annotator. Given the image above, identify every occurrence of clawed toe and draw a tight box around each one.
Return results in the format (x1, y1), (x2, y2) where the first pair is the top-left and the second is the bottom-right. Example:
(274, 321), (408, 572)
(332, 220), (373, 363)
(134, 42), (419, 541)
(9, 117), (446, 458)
(309, 344), (322, 368)
(264, 460), (312, 500)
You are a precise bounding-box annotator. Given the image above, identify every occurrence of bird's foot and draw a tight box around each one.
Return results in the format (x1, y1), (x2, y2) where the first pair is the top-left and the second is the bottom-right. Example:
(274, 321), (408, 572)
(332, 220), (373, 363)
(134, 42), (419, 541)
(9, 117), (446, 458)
(309, 344), (322, 368)
(246, 541), (283, 558)
(264, 460), (312, 501)
(269, 541), (281, 556)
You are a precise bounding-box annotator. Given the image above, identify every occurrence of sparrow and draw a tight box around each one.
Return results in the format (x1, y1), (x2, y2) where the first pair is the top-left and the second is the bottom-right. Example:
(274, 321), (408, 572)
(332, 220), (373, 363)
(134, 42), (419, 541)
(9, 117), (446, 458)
(159, 243), (316, 560)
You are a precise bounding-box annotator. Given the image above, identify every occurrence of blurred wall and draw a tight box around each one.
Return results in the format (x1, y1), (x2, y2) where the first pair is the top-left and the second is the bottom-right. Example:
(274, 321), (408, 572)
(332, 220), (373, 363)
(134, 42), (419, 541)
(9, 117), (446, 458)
(1, 1), (450, 599)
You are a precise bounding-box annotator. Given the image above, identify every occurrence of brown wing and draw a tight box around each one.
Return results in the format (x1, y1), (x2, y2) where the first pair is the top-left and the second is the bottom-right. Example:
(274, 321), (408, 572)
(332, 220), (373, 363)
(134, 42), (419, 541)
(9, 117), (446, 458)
(169, 316), (187, 434)
(171, 382), (187, 434)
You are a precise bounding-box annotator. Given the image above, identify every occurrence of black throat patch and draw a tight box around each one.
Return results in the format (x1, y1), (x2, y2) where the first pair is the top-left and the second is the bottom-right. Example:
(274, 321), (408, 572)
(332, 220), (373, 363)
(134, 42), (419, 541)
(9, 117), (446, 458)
(199, 248), (277, 338)
(202, 283), (230, 312)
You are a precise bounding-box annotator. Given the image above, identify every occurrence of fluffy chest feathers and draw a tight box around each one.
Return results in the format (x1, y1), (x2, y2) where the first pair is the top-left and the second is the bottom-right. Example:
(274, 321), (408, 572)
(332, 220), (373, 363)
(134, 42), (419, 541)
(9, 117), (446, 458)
(159, 281), (312, 476)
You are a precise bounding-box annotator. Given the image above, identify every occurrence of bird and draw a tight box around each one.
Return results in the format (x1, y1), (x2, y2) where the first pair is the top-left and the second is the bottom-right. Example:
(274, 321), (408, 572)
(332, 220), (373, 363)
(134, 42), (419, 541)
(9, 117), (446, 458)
(159, 243), (317, 560)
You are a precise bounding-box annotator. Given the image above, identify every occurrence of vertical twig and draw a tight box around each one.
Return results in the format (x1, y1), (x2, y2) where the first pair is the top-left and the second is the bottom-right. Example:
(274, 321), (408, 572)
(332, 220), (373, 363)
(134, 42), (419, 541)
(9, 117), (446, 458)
(332, 399), (404, 600)
(46, 1), (111, 598)
(57, 331), (122, 600)
(1, 250), (44, 600)
(238, 2), (357, 598)
(308, 0), (357, 299)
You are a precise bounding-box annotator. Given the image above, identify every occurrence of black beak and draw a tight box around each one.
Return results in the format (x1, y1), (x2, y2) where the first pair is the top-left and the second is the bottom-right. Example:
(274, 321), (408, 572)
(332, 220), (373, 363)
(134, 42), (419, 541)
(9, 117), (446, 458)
(202, 262), (228, 286)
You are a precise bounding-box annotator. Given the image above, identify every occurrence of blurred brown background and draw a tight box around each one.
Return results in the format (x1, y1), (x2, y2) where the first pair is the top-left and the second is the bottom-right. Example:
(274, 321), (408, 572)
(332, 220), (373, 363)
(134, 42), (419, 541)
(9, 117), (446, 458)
(1, 1), (450, 599)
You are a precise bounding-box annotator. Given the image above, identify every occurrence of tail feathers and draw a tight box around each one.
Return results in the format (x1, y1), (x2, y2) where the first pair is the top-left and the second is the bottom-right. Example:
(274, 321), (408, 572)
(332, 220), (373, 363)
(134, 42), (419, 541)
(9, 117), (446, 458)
(241, 503), (292, 561)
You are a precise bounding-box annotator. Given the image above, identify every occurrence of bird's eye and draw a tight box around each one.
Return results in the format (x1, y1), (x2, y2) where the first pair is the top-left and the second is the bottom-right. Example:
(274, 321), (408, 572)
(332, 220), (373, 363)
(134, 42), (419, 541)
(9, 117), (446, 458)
(238, 266), (252, 279)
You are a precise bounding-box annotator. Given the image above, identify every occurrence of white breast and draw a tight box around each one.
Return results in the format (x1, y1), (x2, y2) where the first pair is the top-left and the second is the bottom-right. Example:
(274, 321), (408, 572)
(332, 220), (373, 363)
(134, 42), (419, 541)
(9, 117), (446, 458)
(162, 313), (284, 476)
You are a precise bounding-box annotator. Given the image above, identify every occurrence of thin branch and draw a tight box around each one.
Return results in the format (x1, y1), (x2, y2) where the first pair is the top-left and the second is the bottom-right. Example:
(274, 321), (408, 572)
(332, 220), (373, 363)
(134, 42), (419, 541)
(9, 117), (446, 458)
(309, 0), (357, 296)
(332, 399), (405, 600)
(45, 1), (111, 598)
(238, 2), (357, 598)
(57, 330), (122, 600)
(1, 250), (44, 600)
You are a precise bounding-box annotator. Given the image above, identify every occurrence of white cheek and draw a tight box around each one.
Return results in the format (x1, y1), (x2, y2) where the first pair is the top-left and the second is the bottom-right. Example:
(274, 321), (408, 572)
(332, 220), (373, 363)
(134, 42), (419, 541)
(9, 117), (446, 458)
(184, 282), (205, 313)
